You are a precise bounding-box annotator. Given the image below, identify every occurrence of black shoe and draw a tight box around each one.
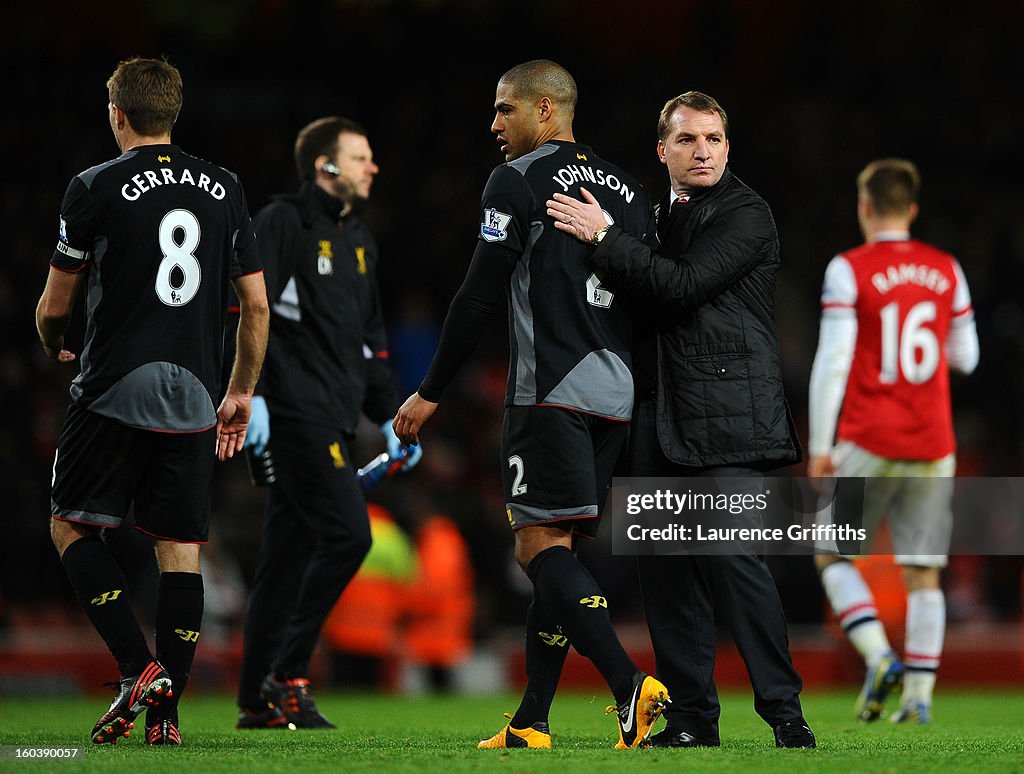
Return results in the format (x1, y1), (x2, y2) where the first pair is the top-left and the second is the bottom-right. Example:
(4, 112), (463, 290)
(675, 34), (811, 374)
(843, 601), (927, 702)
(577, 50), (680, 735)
(91, 660), (173, 744)
(648, 727), (720, 748)
(774, 720), (816, 749)
(236, 703), (295, 730)
(260, 674), (336, 729)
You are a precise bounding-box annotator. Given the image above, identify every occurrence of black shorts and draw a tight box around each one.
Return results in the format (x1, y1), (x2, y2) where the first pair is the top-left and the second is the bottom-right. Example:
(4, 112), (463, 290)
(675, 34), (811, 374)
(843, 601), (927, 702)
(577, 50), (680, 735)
(500, 404), (628, 538)
(50, 404), (215, 543)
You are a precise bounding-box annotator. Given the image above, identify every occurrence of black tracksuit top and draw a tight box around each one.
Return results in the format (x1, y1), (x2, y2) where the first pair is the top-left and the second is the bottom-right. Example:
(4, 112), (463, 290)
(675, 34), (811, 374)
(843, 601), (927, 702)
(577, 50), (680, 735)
(255, 182), (397, 433)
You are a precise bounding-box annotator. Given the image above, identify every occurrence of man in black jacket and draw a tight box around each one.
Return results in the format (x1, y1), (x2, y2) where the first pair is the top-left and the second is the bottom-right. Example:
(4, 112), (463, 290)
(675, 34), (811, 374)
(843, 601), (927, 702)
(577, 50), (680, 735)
(234, 117), (420, 730)
(546, 91), (814, 749)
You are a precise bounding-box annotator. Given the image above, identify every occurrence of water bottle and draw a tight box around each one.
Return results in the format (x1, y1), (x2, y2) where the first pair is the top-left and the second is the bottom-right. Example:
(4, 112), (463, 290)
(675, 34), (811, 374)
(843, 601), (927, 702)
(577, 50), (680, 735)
(245, 447), (277, 486)
(356, 445), (411, 492)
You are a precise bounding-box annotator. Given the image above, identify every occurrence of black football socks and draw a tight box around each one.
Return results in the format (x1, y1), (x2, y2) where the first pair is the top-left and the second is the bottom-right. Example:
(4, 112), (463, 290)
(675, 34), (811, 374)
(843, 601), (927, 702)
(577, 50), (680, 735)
(510, 589), (569, 729)
(61, 536), (151, 677)
(154, 571), (204, 719)
(527, 546), (636, 705)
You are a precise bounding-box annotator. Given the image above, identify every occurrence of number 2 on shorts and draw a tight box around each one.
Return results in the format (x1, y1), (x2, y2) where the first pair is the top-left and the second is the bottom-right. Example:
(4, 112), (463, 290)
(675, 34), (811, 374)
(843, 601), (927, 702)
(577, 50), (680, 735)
(508, 455), (527, 496)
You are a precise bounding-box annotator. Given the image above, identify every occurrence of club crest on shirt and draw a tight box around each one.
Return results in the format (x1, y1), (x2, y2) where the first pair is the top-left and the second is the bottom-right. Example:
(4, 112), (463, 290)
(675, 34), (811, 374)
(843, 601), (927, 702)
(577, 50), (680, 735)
(317, 240), (333, 275)
(328, 442), (346, 468)
(481, 207), (511, 242)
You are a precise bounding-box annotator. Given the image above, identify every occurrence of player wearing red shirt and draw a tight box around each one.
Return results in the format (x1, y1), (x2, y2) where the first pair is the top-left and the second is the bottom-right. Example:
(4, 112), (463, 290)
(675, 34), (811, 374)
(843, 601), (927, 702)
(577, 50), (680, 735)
(808, 159), (978, 724)
(822, 238), (972, 461)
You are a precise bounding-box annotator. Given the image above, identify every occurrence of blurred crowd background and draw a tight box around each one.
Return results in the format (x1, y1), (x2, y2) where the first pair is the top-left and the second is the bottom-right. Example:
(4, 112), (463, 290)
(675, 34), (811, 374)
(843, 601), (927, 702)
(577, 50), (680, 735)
(2, 0), (1023, 686)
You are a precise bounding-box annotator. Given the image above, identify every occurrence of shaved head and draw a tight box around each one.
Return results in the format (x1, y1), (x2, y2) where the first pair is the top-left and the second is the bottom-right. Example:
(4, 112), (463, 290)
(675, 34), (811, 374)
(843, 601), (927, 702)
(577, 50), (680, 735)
(498, 59), (577, 118)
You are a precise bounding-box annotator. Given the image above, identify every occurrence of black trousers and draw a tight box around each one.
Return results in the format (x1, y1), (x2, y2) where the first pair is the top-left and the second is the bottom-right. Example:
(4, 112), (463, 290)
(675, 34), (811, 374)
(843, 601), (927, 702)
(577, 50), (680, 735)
(630, 399), (804, 740)
(236, 419), (371, 708)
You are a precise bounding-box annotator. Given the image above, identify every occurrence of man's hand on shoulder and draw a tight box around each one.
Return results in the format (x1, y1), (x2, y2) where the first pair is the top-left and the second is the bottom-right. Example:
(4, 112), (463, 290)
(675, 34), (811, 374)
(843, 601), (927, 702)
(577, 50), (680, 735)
(546, 187), (609, 243)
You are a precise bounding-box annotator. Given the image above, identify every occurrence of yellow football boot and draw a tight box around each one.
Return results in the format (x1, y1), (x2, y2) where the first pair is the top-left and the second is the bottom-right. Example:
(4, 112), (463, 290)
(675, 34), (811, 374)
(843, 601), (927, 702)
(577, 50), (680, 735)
(478, 713), (552, 749)
(607, 674), (671, 749)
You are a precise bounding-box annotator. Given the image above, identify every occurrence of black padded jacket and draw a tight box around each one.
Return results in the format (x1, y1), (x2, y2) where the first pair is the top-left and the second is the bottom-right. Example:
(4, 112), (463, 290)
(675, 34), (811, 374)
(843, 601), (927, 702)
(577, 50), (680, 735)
(589, 168), (802, 469)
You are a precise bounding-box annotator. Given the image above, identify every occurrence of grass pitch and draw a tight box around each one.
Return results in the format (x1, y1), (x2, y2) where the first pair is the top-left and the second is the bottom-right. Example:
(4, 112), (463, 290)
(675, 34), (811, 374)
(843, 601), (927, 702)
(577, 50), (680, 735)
(1, 689), (1023, 772)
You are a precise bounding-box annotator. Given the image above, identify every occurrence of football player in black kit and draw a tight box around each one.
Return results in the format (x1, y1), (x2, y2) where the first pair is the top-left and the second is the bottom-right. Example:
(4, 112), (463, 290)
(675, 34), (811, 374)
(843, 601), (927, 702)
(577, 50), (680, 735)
(36, 57), (269, 746)
(393, 59), (670, 749)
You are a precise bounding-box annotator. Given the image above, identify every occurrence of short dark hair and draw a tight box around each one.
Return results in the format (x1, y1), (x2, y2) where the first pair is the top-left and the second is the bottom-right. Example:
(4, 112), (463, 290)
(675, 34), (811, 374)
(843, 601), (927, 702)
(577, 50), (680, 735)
(857, 158), (920, 216)
(293, 116), (367, 181)
(498, 59), (577, 115)
(657, 91), (729, 140)
(106, 57), (182, 137)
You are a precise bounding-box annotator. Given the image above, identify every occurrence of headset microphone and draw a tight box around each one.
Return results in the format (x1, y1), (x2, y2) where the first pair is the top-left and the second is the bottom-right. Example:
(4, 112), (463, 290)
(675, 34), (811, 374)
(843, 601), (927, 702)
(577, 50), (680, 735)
(322, 162), (340, 176)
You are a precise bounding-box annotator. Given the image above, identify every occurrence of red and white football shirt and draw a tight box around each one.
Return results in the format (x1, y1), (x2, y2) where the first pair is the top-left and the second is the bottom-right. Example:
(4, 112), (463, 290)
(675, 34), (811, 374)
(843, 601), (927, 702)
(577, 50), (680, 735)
(821, 233), (973, 460)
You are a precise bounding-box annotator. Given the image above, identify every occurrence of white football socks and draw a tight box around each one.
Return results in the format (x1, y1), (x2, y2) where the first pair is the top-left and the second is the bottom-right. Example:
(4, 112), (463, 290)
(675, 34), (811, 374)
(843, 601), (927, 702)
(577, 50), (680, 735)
(902, 588), (944, 704)
(821, 561), (892, 666)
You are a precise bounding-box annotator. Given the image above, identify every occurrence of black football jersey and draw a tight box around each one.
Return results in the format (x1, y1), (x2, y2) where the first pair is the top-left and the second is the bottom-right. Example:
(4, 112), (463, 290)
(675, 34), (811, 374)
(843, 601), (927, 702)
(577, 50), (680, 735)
(482, 140), (653, 419)
(51, 143), (261, 431)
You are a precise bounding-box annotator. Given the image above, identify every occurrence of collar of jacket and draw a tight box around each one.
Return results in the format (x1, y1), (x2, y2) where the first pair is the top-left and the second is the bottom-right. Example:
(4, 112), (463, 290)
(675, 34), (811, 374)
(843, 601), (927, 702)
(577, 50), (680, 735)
(658, 167), (733, 216)
(272, 181), (346, 228)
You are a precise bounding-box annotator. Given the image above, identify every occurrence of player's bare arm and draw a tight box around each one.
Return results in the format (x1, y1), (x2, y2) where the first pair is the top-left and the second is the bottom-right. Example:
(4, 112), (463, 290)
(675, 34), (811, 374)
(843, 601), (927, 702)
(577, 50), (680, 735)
(806, 454), (836, 478)
(393, 392), (438, 446)
(217, 271), (270, 460)
(35, 267), (84, 363)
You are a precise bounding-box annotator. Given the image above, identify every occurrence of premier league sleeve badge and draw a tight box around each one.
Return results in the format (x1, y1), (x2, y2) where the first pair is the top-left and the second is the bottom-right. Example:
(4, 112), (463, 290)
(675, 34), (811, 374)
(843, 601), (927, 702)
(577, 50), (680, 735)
(480, 207), (511, 242)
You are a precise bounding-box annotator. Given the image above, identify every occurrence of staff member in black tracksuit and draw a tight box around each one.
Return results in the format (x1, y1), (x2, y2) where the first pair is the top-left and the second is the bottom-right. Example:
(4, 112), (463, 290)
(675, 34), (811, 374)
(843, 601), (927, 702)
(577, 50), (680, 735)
(235, 116), (420, 730)
(547, 91), (816, 749)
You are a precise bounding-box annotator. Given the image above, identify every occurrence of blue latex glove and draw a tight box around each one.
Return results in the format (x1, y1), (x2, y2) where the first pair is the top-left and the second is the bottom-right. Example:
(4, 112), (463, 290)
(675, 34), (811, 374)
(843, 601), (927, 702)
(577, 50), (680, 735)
(245, 396), (270, 455)
(381, 418), (422, 471)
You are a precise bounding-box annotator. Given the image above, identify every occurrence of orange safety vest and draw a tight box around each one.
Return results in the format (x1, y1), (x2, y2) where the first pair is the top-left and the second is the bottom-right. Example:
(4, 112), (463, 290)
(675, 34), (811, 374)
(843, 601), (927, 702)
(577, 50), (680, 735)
(404, 515), (475, 667)
(321, 504), (416, 658)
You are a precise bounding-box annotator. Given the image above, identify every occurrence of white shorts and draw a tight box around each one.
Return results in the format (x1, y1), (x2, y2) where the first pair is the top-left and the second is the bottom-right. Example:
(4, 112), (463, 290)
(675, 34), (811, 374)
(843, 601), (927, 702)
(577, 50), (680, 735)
(826, 441), (955, 568)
